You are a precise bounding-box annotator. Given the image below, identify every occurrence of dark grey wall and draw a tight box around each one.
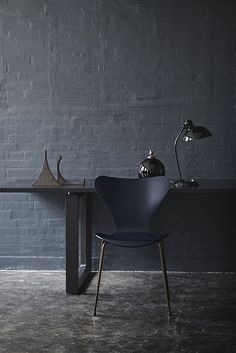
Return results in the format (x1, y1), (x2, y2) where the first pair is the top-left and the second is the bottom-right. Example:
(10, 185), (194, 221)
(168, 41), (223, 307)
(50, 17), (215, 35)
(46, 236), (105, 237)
(0, 0), (235, 270)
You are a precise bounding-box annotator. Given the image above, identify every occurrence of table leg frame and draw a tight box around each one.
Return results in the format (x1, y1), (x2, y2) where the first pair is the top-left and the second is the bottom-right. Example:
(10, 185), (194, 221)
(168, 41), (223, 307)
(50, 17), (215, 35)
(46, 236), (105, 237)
(65, 193), (92, 294)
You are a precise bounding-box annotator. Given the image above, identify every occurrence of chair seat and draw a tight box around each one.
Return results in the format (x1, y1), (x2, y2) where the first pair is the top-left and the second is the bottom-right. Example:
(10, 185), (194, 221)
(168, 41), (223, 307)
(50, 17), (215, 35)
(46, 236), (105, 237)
(95, 231), (169, 247)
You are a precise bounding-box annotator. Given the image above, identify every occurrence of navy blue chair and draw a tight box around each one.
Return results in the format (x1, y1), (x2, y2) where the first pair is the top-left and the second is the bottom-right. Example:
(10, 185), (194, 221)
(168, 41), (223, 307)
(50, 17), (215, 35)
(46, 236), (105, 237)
(93, 175), (171, 316)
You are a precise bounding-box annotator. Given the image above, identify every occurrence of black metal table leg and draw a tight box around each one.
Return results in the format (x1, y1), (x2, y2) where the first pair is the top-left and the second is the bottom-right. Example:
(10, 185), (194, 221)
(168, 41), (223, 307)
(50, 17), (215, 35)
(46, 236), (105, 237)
(65, 193), (92, 294)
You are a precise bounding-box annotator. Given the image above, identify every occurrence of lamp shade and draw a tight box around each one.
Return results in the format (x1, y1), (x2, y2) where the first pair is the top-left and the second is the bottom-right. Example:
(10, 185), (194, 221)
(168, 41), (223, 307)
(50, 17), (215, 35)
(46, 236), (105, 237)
(173, 119), (212, 188)
(183, 120), (212, 142)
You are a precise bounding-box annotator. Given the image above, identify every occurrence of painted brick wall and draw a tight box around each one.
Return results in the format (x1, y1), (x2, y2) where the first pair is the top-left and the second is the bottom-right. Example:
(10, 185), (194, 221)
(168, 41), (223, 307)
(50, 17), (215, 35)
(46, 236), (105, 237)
(0, 0), (235, 269)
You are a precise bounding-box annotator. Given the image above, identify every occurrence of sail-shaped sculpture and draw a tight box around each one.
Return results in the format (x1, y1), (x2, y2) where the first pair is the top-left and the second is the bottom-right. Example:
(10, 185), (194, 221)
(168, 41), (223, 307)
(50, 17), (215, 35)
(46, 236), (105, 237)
(32, 150), (59, 186)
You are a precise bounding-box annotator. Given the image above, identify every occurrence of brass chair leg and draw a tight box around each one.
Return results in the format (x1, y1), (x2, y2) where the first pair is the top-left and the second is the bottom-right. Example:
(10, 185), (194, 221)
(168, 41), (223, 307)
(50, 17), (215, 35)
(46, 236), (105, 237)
(93, 240), (107, 316)
(158, 240), (171, 316)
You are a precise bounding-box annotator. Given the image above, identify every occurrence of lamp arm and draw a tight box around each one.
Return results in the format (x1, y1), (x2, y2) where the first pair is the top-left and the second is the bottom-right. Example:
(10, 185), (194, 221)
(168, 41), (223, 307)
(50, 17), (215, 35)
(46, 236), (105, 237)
(174, 127), (185, 181)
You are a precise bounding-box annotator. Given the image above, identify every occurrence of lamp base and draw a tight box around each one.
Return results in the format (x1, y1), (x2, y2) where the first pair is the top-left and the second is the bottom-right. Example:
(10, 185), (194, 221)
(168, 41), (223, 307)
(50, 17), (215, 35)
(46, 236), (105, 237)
(173, 179), (199, 188)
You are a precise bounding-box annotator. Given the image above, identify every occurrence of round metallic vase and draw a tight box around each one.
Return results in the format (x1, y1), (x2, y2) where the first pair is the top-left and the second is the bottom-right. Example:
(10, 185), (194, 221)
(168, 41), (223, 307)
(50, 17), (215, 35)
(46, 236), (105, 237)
(138, 150), (165, 178)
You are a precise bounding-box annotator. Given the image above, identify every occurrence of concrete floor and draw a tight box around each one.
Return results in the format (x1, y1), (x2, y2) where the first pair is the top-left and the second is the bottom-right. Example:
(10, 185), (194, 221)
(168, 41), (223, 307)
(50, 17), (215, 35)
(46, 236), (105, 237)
(0, 271), (235, 353)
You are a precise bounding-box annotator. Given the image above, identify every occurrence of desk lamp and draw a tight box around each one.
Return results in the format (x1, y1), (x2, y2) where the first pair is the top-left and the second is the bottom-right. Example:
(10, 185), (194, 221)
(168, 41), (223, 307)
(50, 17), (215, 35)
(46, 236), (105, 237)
(174, 119), (212, 188)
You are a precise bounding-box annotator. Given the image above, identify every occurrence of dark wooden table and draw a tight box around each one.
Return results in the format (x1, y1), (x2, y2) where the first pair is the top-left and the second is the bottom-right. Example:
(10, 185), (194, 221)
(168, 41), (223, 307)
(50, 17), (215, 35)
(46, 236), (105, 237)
(169, 179), (236, 193)
(0, 180), (94, 294)
(0, 179), (235, 294)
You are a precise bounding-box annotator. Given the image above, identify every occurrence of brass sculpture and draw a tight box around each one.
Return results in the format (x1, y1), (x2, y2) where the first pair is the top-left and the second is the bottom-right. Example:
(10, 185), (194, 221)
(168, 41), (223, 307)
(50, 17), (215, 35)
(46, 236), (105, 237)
(32, 150), (59, 186)
(32, 151), (85, 187)
(57, 155), (85, 186)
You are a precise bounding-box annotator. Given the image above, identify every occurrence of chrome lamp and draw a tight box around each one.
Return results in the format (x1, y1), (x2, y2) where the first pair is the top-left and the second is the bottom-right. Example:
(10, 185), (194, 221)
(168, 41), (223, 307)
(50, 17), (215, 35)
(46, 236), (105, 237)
(174, 119), (212, 188)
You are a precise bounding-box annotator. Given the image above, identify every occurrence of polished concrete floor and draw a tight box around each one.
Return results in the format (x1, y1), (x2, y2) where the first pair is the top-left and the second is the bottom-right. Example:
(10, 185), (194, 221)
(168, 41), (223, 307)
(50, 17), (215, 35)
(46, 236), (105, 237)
(0, 271), (235, 353)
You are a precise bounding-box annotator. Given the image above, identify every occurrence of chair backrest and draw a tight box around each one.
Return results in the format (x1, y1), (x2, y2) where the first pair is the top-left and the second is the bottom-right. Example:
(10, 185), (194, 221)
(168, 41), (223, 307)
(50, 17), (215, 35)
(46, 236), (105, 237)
(95, 176), (170, 231)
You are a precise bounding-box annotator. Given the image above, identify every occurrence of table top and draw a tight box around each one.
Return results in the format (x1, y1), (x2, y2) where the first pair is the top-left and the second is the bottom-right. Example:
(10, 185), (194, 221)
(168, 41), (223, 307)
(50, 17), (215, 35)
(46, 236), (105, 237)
(169, 179), (236, 193)
(0, 180), (94, 193)
(0, 179), (235, 193)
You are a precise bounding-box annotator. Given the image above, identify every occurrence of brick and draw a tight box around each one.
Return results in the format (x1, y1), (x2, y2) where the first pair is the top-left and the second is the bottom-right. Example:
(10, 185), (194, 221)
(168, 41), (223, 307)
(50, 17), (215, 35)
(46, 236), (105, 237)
(0, 0), (235, 269)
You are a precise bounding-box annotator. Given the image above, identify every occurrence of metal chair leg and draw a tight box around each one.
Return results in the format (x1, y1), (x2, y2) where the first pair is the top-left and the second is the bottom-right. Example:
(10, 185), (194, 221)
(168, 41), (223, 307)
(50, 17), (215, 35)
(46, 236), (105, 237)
(158, 240), (171, 316)
(93, 240), (107, 316)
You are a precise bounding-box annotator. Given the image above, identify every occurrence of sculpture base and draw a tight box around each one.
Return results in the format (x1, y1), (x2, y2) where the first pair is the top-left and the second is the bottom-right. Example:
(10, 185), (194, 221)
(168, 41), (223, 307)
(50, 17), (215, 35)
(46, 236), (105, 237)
(174, 179), (199, 188)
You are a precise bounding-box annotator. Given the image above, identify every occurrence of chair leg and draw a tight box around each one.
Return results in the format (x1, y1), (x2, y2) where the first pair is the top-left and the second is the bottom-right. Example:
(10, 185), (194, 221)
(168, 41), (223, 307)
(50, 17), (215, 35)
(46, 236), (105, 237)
(93, 240), (107, 316)
(158, 240), (171, 316)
